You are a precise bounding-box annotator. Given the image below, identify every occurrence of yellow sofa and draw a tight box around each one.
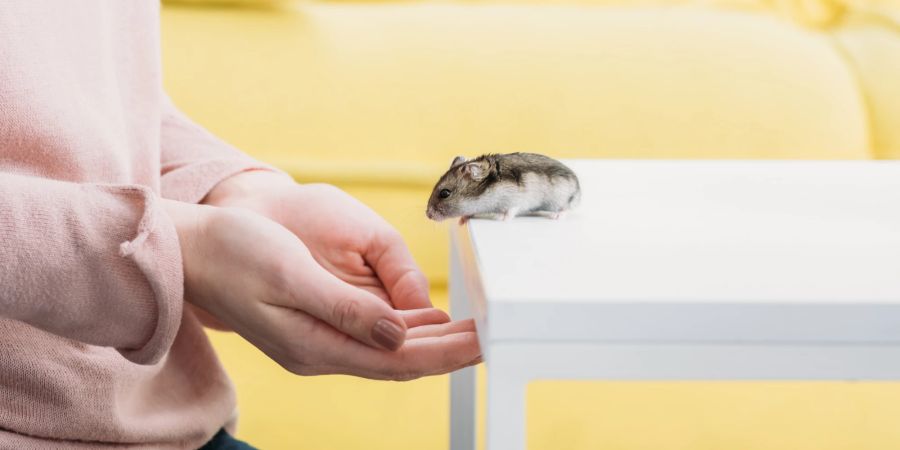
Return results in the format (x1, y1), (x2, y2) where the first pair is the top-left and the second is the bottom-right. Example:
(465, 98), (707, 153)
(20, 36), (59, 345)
(161, 1), (900, 448)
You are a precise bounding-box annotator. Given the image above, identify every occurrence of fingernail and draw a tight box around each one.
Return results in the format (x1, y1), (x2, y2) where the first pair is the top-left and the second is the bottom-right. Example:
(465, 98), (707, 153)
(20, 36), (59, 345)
(372, 318), (404, 351)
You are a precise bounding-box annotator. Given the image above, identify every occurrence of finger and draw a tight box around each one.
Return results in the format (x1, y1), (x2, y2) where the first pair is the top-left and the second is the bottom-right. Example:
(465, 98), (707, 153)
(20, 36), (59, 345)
(329, 331), (482, 381)
(359, 284), (391, 304)
(380, 332), (482, 380)
(256, 303), (480, 379)
(406, 318), (475, 339)
(366, 231), (432, 310)
(268, 303), (479, 379)
(399, 308), (451, 328)
(285, 259), (408, 351)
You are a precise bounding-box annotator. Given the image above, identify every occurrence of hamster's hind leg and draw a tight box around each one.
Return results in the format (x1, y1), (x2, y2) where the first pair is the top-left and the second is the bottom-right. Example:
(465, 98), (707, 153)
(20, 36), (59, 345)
(549, 210), (567, 220)
(531, 208), (567, 219)
(502, 207), (520, 221)
(530, 209), (569, 220)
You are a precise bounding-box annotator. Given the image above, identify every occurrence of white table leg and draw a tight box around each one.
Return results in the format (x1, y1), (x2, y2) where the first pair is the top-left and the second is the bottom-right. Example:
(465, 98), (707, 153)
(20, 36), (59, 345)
(486, 361), (527, 450)
(450, 243), (476, 450)
(450, 365), (477, 450)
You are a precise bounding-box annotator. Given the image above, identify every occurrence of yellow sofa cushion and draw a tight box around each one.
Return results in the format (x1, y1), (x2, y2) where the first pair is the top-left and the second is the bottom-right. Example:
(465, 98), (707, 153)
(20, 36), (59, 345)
(834, 11), (900, 159)
(162, 3), (870, 173)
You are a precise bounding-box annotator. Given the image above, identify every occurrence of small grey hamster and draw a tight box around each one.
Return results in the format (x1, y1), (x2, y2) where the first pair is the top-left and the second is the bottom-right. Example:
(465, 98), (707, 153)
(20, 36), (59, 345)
(426, 153), (581, 224)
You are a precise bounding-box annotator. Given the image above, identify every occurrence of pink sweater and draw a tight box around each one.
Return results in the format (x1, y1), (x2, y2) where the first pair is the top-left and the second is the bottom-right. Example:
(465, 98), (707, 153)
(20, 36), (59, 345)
(0, 2), (274, 448)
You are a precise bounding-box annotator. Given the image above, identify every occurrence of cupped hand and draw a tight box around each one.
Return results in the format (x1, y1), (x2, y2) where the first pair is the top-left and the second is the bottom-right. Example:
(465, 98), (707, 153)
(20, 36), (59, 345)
(162, 199), (480, 379)
(203, 171), (431, 310)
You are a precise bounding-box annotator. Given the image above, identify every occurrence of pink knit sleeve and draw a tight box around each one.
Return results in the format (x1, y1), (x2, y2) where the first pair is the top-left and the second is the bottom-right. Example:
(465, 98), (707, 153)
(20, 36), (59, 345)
(0, 174), (183, 365)
(159, 94), (290, 204)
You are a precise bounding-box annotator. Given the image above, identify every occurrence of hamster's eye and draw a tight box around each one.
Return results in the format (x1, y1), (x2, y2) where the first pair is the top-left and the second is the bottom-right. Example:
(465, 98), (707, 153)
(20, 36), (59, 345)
(439, 189), (451, 199)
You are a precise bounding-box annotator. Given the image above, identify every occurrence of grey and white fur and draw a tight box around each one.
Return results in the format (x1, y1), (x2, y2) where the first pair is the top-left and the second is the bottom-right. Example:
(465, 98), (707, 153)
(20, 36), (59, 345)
(426, 153), (581, 224)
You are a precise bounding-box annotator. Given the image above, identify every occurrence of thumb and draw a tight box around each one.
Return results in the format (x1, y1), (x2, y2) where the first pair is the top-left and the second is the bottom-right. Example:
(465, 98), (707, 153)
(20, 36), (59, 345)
(292, 263), (407, 351)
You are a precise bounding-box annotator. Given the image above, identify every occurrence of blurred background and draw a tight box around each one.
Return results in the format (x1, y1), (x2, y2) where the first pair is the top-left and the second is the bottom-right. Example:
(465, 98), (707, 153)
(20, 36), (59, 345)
(160, 0), (900, 448)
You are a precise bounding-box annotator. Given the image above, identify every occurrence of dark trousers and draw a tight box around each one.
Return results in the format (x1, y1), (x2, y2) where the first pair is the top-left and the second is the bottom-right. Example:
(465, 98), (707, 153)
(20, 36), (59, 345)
(198, 429), (258, 450)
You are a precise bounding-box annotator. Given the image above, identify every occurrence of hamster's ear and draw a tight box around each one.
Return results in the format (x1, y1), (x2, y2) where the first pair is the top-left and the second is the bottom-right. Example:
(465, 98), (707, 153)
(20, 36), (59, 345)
(451, 156), (466, 167)
(463, 160), (489, 181)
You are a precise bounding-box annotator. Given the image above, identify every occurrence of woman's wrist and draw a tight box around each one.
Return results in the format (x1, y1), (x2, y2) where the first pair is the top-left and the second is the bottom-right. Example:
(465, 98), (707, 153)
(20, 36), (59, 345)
(160, 198), (211, 307)
(160, 198), (205, 246)
(202, 169), (294, 207)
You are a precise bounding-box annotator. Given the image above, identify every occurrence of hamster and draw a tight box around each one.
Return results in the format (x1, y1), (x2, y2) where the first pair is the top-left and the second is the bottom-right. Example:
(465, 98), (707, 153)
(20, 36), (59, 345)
(426, 153), (581, 224)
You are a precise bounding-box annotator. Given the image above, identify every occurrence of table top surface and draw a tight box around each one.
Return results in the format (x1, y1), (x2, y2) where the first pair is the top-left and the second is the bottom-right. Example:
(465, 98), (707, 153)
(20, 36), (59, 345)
(465, 160), (900, 305)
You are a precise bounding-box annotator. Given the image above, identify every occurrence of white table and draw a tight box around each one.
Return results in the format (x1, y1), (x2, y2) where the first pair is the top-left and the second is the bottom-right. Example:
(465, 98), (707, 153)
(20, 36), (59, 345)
(448, 160), (900, 450)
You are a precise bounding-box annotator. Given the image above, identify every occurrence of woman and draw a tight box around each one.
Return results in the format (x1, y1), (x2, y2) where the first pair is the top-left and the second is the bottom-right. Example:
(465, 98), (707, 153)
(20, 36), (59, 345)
(0, 2), (480, 448)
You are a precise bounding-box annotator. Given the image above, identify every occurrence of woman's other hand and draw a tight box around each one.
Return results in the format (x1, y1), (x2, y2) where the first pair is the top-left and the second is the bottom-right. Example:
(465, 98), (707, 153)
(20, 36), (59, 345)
(203, 171), (432, 311)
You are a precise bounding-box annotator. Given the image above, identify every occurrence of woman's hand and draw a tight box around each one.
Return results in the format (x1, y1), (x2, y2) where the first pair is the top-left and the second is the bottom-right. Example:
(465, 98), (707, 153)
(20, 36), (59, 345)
(162, 199), (480, 380)
(203, 171), (431, 310)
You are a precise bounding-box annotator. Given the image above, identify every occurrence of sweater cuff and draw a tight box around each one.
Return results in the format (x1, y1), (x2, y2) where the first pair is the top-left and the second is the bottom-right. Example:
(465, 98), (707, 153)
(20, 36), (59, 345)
(99, 185), (184, 365)
(160, 157), (289, 204)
